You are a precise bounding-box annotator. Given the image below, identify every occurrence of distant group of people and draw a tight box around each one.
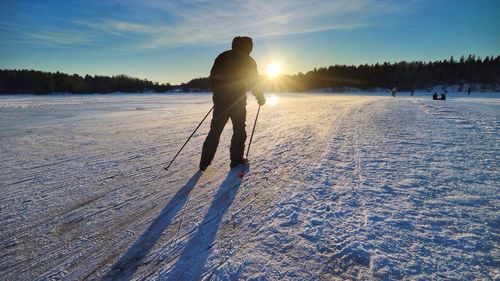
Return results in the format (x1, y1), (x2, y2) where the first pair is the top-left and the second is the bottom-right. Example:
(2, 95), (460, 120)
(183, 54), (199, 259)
(390, 86), (474, 100)
(433, 91), (447, 100)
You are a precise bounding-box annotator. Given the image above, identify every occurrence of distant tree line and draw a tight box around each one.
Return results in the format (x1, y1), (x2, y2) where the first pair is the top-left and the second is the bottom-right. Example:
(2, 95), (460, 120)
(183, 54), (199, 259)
(179, 77), (211, 92)
(0, 70), (173, 94)
(1, 55), (498, 94)
(182, 54), (499, 92)
(285, 54), (500, 92)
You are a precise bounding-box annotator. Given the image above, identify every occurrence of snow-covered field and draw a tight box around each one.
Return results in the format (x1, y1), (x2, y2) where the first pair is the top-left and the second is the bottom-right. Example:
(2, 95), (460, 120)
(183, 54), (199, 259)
(0, 92), (498, 280)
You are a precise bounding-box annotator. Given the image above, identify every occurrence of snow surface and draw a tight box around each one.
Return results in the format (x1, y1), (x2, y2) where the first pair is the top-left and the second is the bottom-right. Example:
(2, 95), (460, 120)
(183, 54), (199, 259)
(0, 92), (499, 280)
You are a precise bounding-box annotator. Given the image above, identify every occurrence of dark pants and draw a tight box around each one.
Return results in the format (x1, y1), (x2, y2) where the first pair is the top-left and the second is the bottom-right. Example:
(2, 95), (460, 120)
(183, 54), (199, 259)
(200, 100), (246, 166)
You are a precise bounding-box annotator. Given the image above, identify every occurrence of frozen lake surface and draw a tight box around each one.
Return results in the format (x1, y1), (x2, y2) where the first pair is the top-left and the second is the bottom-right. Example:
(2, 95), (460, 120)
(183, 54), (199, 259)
(0, 92), (499, 280)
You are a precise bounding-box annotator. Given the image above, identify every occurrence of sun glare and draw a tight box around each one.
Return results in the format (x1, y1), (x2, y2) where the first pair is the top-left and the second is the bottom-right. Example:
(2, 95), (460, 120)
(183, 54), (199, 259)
(266, 64), (281, 78)
(267, 94), (279, 106)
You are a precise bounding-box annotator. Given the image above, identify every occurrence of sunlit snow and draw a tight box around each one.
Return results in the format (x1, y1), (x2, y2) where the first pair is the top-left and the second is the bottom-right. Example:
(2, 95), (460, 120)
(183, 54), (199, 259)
(0, 92), (498, 280)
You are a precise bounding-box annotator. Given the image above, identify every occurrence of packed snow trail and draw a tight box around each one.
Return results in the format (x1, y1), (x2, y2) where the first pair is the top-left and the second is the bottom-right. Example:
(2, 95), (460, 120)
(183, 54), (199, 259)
(0, 93), (498, 280)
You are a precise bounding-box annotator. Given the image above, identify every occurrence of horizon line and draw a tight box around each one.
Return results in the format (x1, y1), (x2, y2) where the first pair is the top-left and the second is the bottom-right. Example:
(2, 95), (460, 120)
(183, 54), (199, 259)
(2, 53), (498, 86)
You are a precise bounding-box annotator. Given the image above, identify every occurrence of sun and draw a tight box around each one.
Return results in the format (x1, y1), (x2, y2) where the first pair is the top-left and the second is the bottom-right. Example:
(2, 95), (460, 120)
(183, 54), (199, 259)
(266, 63), (281, 78)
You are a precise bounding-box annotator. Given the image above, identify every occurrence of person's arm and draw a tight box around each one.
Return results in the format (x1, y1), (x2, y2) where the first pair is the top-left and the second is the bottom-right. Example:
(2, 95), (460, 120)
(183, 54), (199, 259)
(209, 55), (222, 90)
(246, 57), (265, 105)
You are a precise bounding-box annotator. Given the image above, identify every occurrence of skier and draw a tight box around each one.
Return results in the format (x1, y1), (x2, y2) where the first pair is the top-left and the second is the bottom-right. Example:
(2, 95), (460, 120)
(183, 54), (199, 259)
(199, 36), (266, 171)
(391, 86), (397, 97)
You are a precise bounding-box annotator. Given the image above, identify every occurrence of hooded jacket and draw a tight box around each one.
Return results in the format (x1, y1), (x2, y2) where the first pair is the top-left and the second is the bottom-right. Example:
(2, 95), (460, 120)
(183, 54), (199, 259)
(209, 37), (260, 105)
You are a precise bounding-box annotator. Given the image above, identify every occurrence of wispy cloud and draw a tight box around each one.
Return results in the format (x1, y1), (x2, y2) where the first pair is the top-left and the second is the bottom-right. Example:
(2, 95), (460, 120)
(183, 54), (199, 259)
(28, 31), (93, 46)
(128, 0), (402, 48)
(2, 0), (409, 49)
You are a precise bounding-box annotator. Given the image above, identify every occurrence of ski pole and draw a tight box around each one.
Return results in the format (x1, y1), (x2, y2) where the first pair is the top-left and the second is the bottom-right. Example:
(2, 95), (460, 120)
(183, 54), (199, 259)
(164, 106), (214, 171)
(238, 105), (261, 178)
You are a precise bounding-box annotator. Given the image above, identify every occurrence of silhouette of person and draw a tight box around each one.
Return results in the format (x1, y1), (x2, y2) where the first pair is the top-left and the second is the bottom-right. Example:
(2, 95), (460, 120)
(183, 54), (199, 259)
(433, 92), (438, 100)
(392, 86), (397, 97)
(199, 36), (265, 171)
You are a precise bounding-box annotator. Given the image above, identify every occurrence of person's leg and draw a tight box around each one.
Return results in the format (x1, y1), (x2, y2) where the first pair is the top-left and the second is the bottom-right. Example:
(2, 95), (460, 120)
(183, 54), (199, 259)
(200, 104), (230, 169)
(229, 102), (247, 167)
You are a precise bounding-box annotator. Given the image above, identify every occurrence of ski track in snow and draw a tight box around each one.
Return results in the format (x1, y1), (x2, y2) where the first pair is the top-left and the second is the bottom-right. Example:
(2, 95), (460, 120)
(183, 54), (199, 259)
(0, 93), (498, 280)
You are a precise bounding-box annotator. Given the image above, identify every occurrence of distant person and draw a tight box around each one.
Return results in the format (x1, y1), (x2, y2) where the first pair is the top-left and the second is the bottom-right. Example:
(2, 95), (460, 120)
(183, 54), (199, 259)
(467, 88), (471, 95)
(411, 89), (414, 96)
(392, 87), (397, 97)
(441, 93), (446, 100)
(433, 92), (438, 100)
(199, 36), (266, 171)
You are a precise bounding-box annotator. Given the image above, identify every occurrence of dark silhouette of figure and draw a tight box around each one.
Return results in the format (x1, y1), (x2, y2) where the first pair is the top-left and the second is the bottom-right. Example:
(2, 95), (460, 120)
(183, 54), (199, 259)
(391, 86), (397, 97)
(411, 89), (414, 96)
(200, 36), (265, 171)
(432, 92), (446, 100)
(467, 87), (471, 95)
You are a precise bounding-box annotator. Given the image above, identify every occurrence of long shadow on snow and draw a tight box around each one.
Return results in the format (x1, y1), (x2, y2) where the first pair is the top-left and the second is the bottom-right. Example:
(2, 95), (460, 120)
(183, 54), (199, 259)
(103, 171), (202, 280)
(163, 167), (246, 280)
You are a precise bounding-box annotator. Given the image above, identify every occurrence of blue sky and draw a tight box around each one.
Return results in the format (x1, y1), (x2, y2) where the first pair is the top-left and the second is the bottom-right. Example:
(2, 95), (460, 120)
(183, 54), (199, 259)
(0, 0), (498, 84)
